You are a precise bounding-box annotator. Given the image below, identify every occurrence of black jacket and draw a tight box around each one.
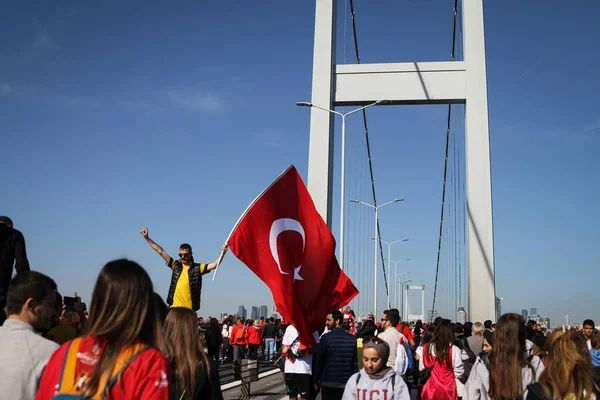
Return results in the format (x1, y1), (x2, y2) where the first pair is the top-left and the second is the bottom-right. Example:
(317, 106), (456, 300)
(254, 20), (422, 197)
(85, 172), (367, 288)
(0, 224), (30, 296)
(205, 326), (223, 349)
(262, 322), (278, 339)
(194, 358), (223, 400)
(173, 357), (223, 400)
(527, 382), (600, 400)
(314, 328), (358, 387)
(166, 258), (204, 311)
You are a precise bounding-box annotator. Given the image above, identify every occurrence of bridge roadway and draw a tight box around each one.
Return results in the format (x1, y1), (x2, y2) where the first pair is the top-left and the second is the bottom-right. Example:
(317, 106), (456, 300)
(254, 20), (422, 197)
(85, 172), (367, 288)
(218, 357), (287, 400)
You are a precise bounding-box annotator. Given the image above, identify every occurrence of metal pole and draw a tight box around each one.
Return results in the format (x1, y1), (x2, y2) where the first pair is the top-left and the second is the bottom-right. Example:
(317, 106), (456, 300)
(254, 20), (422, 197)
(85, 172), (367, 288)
(404, 284), (408, 321)
(401, 283), (404, 321)
(422, 287), (425, 322)
(340, 114), (346, 272)
(387, 243), (391, 309)
(394, 261), (398, 308)
(374, 206), (378, 318)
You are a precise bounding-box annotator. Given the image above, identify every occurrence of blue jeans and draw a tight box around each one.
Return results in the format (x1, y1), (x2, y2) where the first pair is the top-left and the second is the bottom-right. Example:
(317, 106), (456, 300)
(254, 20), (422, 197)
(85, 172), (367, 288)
(264, 338), (276, 360)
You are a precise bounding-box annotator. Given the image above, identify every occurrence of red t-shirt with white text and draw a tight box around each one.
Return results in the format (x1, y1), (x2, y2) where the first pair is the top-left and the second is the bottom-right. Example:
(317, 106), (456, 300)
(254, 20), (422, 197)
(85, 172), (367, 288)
(35, 336), (170, 400)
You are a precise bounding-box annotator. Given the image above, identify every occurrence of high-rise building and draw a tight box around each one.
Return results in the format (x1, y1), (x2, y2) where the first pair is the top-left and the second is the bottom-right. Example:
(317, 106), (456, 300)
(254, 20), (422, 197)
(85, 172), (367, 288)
(251, 306), (259, 320)
(565, 315), (571, 327)
(260, 305), (268, 319)
(495, 297), (503, 322)
(219, 313), (229, 322)
(542, 317), (550, 330)
(521, 309), (529, 321)
(271, 304), (280, 319)
(237, 305), (247, 319)
(456, 307), (466, 324)
(427, 309), (439, 323)
(530, 308), (537, 316)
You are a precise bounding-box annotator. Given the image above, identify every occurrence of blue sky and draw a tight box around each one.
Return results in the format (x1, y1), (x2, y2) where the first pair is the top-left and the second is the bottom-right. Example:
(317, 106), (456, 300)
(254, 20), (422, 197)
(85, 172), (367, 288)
(1, 1), (598, 326)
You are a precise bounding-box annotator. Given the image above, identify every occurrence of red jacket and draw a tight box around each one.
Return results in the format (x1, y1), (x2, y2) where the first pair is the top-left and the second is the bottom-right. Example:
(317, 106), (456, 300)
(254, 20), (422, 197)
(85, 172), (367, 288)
(231, 322), (247, 346)
(247, 326), (263, 345)
(396, 323), (415, 344)
(36, 336), (170, 400)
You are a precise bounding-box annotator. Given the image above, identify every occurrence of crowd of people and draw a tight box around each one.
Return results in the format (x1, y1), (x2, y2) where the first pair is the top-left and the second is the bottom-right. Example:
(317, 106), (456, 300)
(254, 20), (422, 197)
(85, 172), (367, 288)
(280, 310), (600, 400)
(2, 217), (600, 400)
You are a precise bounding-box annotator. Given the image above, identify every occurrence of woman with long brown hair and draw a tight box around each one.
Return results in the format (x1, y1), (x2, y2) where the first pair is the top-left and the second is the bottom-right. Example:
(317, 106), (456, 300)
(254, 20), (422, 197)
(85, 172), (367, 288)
(527, 329), (599, 399)
(36, 259), (170, 399)
(464, 313), (544, 400)
(419, 320), (464, 400)
(164, 307), (223, 400)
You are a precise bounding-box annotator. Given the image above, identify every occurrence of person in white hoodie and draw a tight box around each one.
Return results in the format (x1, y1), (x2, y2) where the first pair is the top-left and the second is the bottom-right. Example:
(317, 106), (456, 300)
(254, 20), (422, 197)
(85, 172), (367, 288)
(342, 336), (410, 400)
(464, 313), (544, 400)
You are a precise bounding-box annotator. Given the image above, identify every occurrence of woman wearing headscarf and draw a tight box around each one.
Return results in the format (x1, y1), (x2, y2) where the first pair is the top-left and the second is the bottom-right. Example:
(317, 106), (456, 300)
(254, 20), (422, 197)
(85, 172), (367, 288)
(342, 336), (410, 400)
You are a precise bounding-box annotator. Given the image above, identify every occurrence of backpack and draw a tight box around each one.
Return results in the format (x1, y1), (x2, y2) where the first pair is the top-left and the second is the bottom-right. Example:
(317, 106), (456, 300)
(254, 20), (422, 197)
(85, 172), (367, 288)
(459, 337), (477, 384)
(403, 342), (414, 373)
(51, 338), (149, 399)
(397, 324), (414, 373)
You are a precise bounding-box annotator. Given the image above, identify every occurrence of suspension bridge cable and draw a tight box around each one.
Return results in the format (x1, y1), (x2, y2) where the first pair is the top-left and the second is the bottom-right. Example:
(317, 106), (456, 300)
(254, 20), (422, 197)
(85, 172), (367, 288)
(453, 117), (459, 311)
(432, 0), (459, 314)
(348, 0), (390, 310)
(457, 3), (469, 315)
(359, 126), (368, 317)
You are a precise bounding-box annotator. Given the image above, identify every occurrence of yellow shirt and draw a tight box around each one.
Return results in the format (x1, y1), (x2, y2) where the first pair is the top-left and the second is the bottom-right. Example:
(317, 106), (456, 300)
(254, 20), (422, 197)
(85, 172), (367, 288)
(170, 262), (208, 310)
(357, 338), (364, 370)
(172, 264), (193, 309)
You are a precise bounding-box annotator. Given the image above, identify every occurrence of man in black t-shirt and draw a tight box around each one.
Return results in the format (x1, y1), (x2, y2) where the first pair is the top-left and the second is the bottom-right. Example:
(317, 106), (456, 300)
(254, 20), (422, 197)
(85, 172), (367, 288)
(262, 317), (278, 360)
(0, 216), (30, 313)
(483, 319), (494, 345)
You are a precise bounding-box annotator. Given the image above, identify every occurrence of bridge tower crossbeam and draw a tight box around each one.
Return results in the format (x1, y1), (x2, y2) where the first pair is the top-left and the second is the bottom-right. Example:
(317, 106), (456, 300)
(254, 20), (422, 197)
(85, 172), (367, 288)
(305, 0), (495, 322)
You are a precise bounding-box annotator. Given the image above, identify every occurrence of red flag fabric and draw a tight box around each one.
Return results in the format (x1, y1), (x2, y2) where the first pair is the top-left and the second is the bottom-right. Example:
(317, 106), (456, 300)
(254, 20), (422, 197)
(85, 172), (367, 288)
(227, 165), (359, 346)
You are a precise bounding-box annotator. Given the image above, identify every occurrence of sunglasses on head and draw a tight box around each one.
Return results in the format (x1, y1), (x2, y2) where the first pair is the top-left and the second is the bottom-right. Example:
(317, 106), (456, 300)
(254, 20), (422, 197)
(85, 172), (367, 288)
(363, 336), (384, 345)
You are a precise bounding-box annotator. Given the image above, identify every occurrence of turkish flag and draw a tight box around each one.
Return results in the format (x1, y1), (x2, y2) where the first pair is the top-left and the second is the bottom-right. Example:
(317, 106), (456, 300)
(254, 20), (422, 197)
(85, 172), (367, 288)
(227, 166), (359, 346)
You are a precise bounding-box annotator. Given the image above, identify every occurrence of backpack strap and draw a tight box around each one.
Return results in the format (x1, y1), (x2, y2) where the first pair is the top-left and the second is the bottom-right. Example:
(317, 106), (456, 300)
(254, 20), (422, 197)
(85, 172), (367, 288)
(356, 373), (361, 385)
(56, 338), (83, 392)
(106, 344), (150, 389)
(391, 373), (395, 390)
(463, 337), (476, 362)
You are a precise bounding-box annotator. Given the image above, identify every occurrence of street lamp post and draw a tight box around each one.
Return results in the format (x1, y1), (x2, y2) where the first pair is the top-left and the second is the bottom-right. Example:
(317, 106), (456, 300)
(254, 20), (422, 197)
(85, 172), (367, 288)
(374, 239), (409, 308)
(350, 198), (403, 318)
(391, 261), (411, 308)
(399, 279), (412, 321)
(297, 100), (384, 275)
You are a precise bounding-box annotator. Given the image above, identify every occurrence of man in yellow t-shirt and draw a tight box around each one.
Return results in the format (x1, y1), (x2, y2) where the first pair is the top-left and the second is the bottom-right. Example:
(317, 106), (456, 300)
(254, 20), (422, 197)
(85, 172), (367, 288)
(141, 226), (227, 311)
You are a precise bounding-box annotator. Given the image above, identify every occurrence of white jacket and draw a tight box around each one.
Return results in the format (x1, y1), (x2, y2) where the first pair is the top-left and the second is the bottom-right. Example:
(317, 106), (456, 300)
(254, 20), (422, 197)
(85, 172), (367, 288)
(463, 354), (544, 399)
(342, 367), (410, 400)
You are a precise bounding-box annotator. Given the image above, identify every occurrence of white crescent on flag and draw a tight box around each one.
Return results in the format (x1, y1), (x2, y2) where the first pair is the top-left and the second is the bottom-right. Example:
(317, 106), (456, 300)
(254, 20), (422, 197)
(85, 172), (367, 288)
(269, 218), (304, 281)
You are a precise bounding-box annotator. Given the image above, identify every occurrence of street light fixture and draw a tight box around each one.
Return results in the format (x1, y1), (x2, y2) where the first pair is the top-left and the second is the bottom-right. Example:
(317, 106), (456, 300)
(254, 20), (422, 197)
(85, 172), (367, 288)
(350, 198), (404, 318)
(296, 100), (386, 276)
(372, 238), (409, 308)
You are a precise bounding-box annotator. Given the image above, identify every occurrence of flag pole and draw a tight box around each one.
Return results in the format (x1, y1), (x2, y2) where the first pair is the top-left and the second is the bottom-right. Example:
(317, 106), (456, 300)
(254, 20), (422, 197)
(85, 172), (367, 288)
(212, 165), (295, 281)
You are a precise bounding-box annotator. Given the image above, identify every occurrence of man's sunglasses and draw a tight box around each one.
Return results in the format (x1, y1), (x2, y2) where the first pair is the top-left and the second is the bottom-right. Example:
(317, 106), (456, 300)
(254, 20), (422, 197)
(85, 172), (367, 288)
(381, 318), (389, 322)
(179, 253), (190, 258)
